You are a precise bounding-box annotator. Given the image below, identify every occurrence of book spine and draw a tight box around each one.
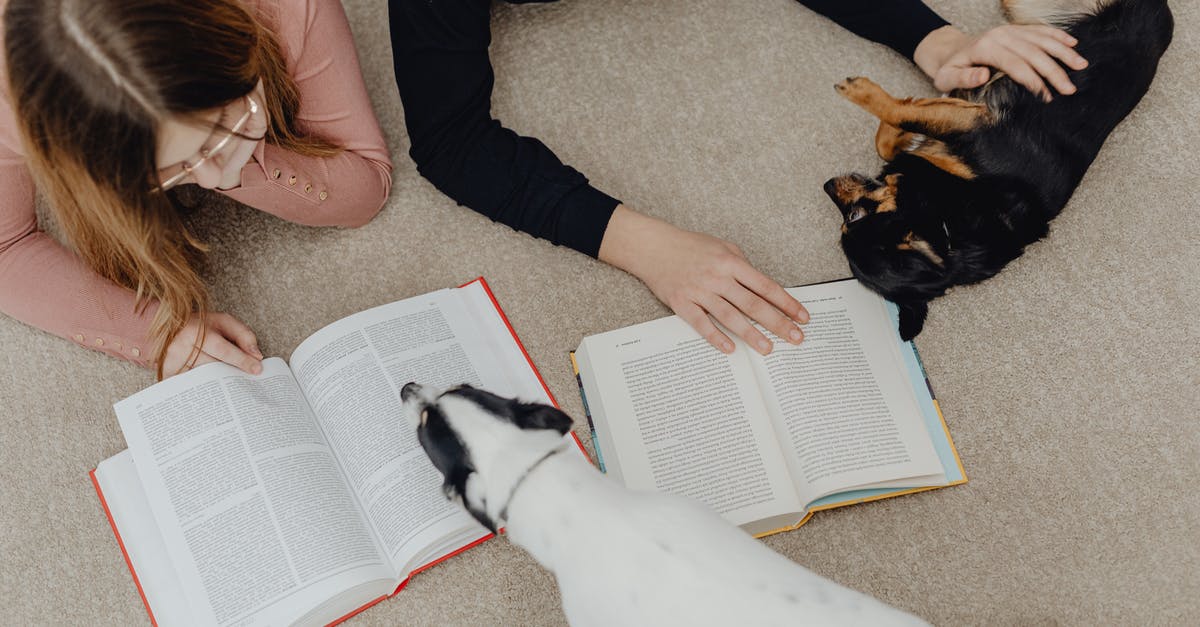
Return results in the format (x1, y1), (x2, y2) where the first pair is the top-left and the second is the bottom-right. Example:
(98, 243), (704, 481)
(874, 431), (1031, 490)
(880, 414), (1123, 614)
(89, 469), (159, 627)
(569, 352), (606, 473)
(909, 341), (938, 401)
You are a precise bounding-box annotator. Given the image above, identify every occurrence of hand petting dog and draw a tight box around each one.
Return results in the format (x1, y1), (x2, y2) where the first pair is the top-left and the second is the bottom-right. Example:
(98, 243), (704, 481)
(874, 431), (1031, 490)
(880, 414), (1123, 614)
(914, 23), (1089, 99)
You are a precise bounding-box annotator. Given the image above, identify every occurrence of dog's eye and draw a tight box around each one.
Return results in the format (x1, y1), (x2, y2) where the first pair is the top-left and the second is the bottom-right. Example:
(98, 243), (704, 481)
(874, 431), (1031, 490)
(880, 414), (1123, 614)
(847, 207), (868, 223)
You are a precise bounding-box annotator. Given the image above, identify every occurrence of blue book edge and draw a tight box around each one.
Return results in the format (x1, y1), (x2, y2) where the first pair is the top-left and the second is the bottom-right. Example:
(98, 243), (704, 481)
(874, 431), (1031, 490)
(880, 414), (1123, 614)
(569, 352), (606, 473)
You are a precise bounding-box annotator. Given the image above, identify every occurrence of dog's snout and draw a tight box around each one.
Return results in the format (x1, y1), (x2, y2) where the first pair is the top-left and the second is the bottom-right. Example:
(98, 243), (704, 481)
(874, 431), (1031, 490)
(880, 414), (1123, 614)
(825, 173), (875, 214)
(822, 178), (839, 202)
(401, 382), (422, 403)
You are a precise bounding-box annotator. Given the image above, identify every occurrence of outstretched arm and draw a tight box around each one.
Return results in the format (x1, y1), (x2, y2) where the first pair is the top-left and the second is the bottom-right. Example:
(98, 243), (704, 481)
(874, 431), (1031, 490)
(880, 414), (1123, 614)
(388, 0), (809, 353)
(389, 0), (617, 256)
(0, 158), (262, 376)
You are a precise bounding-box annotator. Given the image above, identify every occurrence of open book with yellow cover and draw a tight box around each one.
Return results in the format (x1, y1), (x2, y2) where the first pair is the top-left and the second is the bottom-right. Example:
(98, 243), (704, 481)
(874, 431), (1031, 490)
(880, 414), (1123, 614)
(572, 278), (965, 538)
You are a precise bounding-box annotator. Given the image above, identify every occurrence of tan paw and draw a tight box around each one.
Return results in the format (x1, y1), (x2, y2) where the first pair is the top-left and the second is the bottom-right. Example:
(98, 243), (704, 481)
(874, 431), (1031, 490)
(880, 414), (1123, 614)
(834, 76), (885, 106)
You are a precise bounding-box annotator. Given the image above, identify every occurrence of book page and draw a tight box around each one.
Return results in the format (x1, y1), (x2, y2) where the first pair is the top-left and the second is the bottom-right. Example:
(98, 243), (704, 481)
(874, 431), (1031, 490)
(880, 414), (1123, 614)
(576, 316), (803, 529)
(114, 358), (395, 627)
(749, 281), (946, 505)
(93, 451), (191, 627)
(289, 284), (551, 575)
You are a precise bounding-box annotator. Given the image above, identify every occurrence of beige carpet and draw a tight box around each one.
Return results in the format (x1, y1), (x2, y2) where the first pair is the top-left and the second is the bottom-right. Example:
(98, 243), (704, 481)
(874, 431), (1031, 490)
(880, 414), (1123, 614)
(2, 0), (1197, 624)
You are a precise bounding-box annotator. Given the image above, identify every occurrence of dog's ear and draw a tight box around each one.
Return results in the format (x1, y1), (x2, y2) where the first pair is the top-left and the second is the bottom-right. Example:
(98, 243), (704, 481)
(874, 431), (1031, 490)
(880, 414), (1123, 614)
(897, 300), (929, 341)
(513, 403), (573, 435)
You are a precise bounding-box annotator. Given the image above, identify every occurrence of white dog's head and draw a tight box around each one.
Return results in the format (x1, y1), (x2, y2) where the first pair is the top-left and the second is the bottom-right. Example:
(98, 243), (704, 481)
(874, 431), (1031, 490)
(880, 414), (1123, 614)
(400, 383), (573, 532)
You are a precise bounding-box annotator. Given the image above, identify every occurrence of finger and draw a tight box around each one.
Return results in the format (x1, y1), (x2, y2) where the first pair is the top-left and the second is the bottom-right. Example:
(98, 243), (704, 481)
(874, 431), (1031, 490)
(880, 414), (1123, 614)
(1017, 30), (1094, 75)
(164, 350), (216, 378)
(675, 301), (735, 354)
(211, 313), (262, 359)
(701, 293), (774, 356)
(191, 353), (218, 368)
(935, 65), (990, 92)
(1020, 30), (1088, 70)
(1006, 36), (1078, 95)
(201, 331), (264, 375)
(731, 265), (809, 327)
(1026, 24), (1078, 48)
(726, 286), (805, 345)
(991, 44), (1051, 101)
(252, 79), (270, 128)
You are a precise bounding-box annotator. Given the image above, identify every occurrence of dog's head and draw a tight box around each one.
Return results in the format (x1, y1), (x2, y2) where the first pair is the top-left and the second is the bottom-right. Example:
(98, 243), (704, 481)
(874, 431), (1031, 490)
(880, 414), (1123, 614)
(400, 383), (573, 532)
(824, 171), (953, 340)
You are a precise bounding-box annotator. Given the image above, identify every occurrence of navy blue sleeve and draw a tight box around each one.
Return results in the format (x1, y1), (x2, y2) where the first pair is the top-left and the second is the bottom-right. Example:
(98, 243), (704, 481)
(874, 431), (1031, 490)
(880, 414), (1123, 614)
(796, 0), (950, 60)
(388, 0), (619, 258)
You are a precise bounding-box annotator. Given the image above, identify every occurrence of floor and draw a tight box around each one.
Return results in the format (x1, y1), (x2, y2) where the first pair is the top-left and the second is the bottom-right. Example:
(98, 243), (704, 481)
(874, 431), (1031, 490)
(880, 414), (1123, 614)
(1, 0), (1197, 624)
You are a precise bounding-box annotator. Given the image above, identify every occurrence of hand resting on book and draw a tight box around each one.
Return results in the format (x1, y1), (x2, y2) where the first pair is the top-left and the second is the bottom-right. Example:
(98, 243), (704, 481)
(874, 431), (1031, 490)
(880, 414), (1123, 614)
(401, 382), (927, 627)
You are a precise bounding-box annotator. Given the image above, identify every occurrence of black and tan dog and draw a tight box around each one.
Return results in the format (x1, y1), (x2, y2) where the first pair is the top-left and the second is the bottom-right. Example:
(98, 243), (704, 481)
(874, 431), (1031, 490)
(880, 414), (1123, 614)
(824, 0), (1173, 340)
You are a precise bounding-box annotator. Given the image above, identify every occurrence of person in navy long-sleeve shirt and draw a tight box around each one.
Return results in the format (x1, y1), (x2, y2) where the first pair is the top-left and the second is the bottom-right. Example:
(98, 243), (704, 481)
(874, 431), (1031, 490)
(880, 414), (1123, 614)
(388, 0), (1086, 355)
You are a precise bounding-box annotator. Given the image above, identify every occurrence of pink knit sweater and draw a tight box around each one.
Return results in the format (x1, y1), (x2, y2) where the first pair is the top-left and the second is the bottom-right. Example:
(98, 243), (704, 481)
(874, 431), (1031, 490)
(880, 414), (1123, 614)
(0, 0), (392, 368)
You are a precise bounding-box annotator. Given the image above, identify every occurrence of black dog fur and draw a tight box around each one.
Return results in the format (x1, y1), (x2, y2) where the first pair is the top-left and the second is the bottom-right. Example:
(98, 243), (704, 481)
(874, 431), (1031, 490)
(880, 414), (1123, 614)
(826, 0), (1173, 340)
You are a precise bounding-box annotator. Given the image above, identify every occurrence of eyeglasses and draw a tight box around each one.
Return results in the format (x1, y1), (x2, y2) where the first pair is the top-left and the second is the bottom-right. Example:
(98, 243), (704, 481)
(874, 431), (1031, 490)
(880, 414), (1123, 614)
(157, 94), (259, 191)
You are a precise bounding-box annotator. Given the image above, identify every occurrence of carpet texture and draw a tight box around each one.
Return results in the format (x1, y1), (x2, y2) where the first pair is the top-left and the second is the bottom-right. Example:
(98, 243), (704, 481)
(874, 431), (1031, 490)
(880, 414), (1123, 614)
(1, 0), (1197, 624)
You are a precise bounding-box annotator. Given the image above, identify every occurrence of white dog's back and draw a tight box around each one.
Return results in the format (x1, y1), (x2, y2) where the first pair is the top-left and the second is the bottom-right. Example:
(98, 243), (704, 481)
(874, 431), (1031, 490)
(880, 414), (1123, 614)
(506, 453), (926, 627)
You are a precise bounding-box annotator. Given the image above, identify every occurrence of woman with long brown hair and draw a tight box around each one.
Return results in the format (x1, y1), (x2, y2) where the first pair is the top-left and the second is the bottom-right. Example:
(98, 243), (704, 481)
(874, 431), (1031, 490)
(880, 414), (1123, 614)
(0, 0), (392, 379)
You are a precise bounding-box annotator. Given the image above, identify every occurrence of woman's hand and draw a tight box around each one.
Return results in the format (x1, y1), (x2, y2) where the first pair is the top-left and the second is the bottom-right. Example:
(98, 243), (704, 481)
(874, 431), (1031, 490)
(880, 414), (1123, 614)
(598, 205), (809, 356)
(216, 80), (270, 190)
(914, 24), (1088, 100)
(162, 312), (264, 377)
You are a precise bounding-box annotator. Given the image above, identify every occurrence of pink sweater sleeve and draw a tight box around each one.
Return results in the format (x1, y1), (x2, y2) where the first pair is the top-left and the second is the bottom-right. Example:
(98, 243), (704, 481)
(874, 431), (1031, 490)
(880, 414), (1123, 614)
(221, 0), (393, 225)
(0, 0), (392, 368)
(0, 150), (159, 367)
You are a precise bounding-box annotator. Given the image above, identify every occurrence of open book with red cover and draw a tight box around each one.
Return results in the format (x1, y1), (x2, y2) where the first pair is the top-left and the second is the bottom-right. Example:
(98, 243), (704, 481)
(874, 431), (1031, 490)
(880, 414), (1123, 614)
(91, 278), (585, 626)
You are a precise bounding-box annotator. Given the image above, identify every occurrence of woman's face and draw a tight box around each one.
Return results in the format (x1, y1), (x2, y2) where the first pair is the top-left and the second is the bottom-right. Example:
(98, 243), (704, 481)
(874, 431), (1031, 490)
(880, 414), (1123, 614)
(154, 80), (268, 191)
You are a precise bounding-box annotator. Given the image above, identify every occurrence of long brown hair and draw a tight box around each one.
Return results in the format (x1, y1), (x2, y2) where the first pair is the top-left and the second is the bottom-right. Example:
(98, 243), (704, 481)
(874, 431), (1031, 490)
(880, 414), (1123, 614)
(4, 0), (339, 378)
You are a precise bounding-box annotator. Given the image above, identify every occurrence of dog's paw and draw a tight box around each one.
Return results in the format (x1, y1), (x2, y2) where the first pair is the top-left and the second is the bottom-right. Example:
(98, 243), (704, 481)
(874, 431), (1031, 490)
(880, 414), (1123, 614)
(834, 76), (865, 92)
(834, 76), (884, 106)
